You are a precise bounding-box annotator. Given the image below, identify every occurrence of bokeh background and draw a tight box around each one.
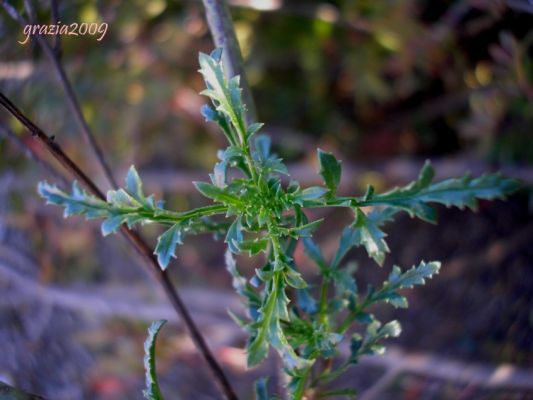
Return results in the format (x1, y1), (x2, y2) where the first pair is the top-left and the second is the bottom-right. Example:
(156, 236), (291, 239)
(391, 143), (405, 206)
(1, 0), (532, 399)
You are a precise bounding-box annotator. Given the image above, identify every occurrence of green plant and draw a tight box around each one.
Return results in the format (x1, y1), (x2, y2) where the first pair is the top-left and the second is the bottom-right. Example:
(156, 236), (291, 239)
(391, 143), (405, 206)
(38, 49), (520, 399)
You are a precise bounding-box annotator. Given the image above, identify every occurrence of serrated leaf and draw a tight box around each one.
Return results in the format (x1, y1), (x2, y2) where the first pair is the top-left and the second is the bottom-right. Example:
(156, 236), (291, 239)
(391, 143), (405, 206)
(353, 208), (389, 266)
(270, 324), (314, 371)
(367, 261), (441, 308)
(331, 262), (358, 297)
(38, 181), (107, 219)
(297, 288), (318, 314)
(225, 250), (261, 320)
(388, 261), (441, 288)
(198, 51), (247, 142)
(298, 186), (329, 201)
(352, 320), (402, 360)
(201, 104), (237, 146)
(254, 134), (271, 161)
(194, 181), (243, 206)
(101, 214), (126, 236)
(332, 207), (398, 269)
(380, 320), (402, 338)
(362, 161), (521, 223)
(303, 238), (328, 272)
(143, 320), (166, 400)
(125, 165), (144, 202)
(211, 160), (228, 188)
(247, 122), (264, 139)
(247, 332), (270, 367)
(331, 226), (358, 270)
(317, 149), (342, 195)
(238, 238), (269, 256)
(107, 188), (141, 208)
(225, 216), (244, 254)
(284, 268), (307, 289)
(154, 224), (183, 270)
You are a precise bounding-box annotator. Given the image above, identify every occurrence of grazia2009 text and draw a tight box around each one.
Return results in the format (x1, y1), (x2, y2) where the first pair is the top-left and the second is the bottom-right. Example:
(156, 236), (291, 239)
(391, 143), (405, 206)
(19, 22), (108, 45)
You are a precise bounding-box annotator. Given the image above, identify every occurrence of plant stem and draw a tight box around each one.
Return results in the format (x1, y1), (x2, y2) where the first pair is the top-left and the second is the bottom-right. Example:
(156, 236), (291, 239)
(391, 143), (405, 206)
(318, 278), (330, 327)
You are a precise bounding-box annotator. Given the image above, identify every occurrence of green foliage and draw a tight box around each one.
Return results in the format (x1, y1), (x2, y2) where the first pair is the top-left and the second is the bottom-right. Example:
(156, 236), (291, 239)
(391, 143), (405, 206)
(143, 320), (167, 400)
(38, 166), (228, 269)
(317, 149), (342, 196)
(358, 161), (521, 223)
(366, 261), (441, 308)
(38, 49), (521, 399)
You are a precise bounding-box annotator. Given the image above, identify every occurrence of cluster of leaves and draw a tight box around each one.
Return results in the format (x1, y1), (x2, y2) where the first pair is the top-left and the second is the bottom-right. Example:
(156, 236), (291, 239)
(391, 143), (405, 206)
(38, 50), (520, 399)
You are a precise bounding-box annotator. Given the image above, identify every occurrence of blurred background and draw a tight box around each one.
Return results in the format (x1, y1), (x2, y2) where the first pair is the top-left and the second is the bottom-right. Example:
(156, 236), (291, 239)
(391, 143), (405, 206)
(1, 0), (532, 399)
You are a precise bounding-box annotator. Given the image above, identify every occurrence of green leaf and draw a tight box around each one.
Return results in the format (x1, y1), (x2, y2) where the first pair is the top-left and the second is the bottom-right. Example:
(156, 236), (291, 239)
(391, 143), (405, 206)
(101, 214), (126, 236)
(201, 104), (237, 146)
(303, 238), (328, 273)
(247, 122), (265, 139)
(362, 161), (521, 223)
(211, 160), (228, 188)
(331, 262), (358, 297)
(332, 207), (398, 269)
(254, 135), (271, 161)
(125, 165), (144, 202)
(247, 331), (270, 367)
(194, 181), (243, 206)
(302, 186), (330, 201)
(297, 288), (318, 314)
(225, 216), (244, 254)
(388, 261), (441, 288)
(38, 181), (108, 219)
(353, 208), (390, 266)
(284, 267), (307, 289)
(351, 320), (402, 360)
(317, 149), (342, 195)
(225, 250), (261, 320)
(143, 320), (166, 400)
(154, 225), (183, 270)
(198, 51), (247, 142)
(238, 238), (269, 256)
(367, 261), (441, 308)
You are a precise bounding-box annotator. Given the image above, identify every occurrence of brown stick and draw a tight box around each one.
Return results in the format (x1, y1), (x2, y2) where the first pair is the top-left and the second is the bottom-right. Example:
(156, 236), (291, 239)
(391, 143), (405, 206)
(0, 92), (239, 400)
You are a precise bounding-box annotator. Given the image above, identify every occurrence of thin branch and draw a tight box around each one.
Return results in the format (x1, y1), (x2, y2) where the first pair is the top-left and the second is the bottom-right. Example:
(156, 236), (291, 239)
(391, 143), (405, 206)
(2, 0), (118, 189)
(202, 0), (257, 123)
(0, 92), (239, 400)
(0, 123), (69, 188)
(49, 0), (62, 58)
